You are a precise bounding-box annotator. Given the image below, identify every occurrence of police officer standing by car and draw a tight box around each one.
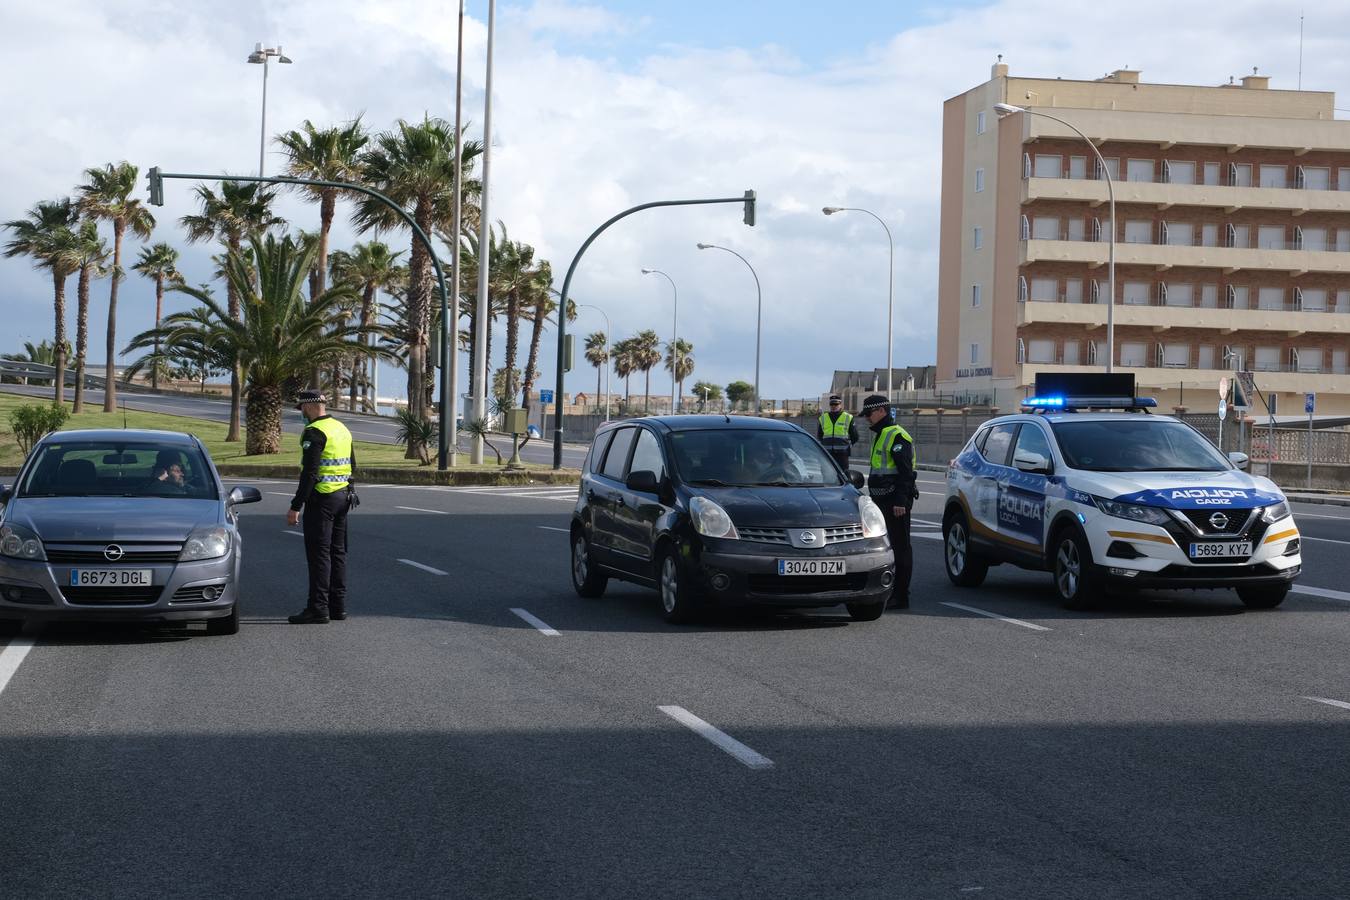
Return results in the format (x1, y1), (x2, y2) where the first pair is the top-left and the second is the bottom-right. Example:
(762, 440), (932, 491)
(287, 390), (357, 624)
(861, 394), (917, 609)
(817, 394), (859, 471)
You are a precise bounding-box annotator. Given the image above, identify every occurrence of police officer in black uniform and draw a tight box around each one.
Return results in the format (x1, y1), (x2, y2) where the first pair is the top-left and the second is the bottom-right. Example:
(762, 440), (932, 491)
(287, 390), (358, 624)
(860, 394), (917, 609)
(817, 394), (859, 471)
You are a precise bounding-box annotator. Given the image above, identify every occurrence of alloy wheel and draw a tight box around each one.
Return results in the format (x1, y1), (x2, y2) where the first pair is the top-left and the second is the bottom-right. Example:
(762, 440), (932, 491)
(573, 536), (589, 586)
(1056, 539), (1081, 599)
(947, 522), (967, 575)
(661, 556), (679, 614)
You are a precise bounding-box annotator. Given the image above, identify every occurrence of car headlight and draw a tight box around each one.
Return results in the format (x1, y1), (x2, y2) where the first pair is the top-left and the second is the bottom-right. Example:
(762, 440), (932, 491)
(859, 496), (887, 538)
(179, 526), (231, 561)
(689, 496), (738, 539)
(1093, 497), (1172, 527)
(1260, 501), (1290, 524)
(0, 523), (46, 561)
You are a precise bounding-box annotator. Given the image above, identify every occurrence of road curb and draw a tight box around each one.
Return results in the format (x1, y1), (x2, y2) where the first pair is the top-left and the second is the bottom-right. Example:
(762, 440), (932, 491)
(1285, 493), (1350, 508)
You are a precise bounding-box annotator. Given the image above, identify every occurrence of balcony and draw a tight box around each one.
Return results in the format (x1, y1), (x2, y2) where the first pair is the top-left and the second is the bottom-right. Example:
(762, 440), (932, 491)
(1019, 362), (1350, 395)
(1025, 176), (1350, 215)
(1022, 238), (1350, 276)
(1017, 299), (1350, 336)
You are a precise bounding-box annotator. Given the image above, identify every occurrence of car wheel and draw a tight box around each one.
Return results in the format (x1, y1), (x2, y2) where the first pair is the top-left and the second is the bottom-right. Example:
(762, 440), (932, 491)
(1052, 528), (1100, 610)
(943, 509), (988, 587)
(846, 599), (886, 621)
(571, 530), (608, 598)
(1238, 586), (1288, 610)
(658, 548), (700, 624)
(206, 605), (240, 636)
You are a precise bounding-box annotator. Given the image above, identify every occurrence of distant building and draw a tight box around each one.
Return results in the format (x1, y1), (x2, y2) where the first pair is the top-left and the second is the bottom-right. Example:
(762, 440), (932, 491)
(829, 366), (939, 410)
(938, 61), (1350, 414)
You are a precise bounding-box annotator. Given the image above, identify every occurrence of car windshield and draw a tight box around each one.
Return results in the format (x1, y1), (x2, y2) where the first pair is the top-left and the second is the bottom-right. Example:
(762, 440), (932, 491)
(669, 429), (843, 487)
(18, 441), (218, 500)
(1051, 420), (1229, 472)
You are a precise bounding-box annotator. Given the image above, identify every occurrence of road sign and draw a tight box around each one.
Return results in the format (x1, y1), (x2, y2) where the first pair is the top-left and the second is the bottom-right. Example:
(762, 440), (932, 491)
(1218, 398), (1227, 420)
(1219, 376), (1230, 399)
(539, 389), (554, 405)
(1305, 393), (1316, 414)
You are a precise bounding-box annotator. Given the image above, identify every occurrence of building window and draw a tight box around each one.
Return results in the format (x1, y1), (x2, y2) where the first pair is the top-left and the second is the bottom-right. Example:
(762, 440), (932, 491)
(1033, 154), (1062, 178)
(1337, 290), (1350, 313)
(1120, 342), (1148, 367)
(1165, 283), (1194, 307)
(1165, 222), (1194, 246)
(1334, 349), (1349, 373)
(1030, 277), (1057, 301)
(973, 226), (983, 250)
(971, 284), (981, 308)
(1204, 162), (1221, 186)
(1166, 161), (1196, 185)
(1231, 163), (1253, 187)
(1259, 165), (1288, 189)
(1338, 229), (1350, 252)
(1340, 168), (1350, 191)
(1062, 341), (1081, 364)
(1230, 224), (1251, 248)
(1064, 278), (1083, 303)
(974, 168), (985, 192)
(1257, 226), (1286, 250)
(1258, 287), (1285, 310)
(1066, 218), (1085, 241)
(1162, 343), (1190, 367)
(1032, 216), (1060, 240)
(1229, 285), (1250, 310)
(970, 343), (980, 365)
(1126, 159), (1155, 182)
(1201, 224), (1219, 247)
(1298, 348), (1324, 372)
(1028, 339), (1056, 363)
(1302, 166), (1330, 190)
(1300, 288), (1327, 311)
(1198, 345), (1216, 369)
(1300, 227), (1327, 251)
(1123, 281), (1151, 305)
(976, 110), (986, 134)
(1124, 220), (1152, 244)
(1254, 346), (1281, 371)
(1069, 156), (1087, 179)
(1200, 284), (1218, 308)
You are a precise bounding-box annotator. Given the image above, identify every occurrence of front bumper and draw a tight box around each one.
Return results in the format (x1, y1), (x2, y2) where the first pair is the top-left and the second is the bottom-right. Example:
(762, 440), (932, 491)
(690, 536), (895, 608)
(0, 555), (238, 623)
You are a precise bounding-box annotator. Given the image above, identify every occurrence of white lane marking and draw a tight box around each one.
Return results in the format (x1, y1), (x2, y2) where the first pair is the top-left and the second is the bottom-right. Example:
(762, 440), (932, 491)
(1289, 511), (1350, 520)
(911, 518), (942, 527)
(510, 608), (560, 636)
(537, 526), (570, 533)
(0, 634), (37, 697)
(398, 558), (448, 576)
(266, 492), (292, 497)
(1299, 536), (1350, 546)
(283, 530), (304, 536)
(396, 505), (449, 515)
(940, 601), (1051, 632)
(1303, 696), (1350, 711)
(658, 705), (774, 770)
(1291, 585), (1350, 603)
(914, 532), (943, 541)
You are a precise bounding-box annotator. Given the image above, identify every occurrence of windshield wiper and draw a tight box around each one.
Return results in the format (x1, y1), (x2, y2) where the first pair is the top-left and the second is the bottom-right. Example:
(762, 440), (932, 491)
(689, 478), (731, 486)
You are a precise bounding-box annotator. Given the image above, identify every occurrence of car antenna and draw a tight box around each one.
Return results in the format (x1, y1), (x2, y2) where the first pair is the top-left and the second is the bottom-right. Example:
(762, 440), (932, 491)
(724, 413), (731, 423)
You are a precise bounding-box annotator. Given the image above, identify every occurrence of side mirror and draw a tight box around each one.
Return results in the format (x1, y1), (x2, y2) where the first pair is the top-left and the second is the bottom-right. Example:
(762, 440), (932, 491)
(227, 486), (263, 505)
(0, 486), (10, 504)
(1013, 450), (1052, 475)
(847, 470), (865, 490)
(1227, 451), (1250, 471)
(624, 469), (660, 494)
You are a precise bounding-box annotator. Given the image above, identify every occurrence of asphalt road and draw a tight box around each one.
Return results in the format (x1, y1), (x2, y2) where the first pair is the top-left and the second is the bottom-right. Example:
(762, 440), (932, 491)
(1, 475), (1349, 897)
(0, 383), (591, 469)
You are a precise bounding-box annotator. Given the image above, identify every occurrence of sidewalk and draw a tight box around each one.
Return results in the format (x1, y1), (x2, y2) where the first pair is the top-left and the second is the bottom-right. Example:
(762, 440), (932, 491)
(1283, 492), (1350, 508)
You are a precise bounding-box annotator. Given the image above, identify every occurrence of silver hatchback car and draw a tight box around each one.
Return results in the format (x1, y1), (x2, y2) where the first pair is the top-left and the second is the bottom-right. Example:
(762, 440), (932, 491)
(0, 429), (260, 634)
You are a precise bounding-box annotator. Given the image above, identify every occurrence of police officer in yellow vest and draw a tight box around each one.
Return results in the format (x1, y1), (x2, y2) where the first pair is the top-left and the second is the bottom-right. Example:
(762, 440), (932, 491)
(860, 394), (917, 609)
(287, 390), (357, 624)
(817, 394), (859, 471)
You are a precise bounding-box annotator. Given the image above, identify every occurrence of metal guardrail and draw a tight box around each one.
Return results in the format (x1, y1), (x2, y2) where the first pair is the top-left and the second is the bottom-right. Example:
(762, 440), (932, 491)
(0, 359), (127, 390)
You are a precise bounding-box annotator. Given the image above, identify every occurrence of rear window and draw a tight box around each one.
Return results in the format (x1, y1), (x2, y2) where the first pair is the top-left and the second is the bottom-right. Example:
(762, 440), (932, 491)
(19, 441), (217, 500)
(585, 429), (615, 474)
(600, 428), (636, 480)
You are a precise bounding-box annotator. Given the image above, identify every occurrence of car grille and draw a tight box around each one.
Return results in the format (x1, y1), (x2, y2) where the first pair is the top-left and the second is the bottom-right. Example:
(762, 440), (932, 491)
(45, 544), (183, 565)
(824, 525), (865, 544)
(1176, 509), (1256, 536)
(62, 586), (163, 605)
(0, 582), (53, 605)
(746, 574), (870, 595)
(739, 527), (789, 545)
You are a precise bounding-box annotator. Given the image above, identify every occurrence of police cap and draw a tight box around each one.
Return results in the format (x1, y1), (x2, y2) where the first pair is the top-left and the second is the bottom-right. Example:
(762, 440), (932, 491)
(294, 389), (328, 409)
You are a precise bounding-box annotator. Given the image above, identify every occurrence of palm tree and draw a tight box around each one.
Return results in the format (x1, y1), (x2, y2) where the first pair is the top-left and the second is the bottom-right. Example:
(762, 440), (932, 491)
(612, 337), (638, 409)
(61, 221), (110, 414)
(126, 234), (384, 455)
(664, 338), (695, 411)
(331, 241), (404, 412)
(454, 227), (510, 401)
(180, 180), (284, 441)
(275, 118), (369, 301)
(78, 162), (157, 411)
(131, 243), (182, 390)
(633, 329), (662, 413)
(3, 198), (81, 402)
(354, 116), (483, 427)
(584, 331), (608, 411)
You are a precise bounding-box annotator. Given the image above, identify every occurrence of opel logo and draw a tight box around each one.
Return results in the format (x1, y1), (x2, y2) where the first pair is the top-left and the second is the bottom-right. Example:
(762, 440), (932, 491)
(104, 544), (125, 562)
(1208, 513), (1230, 531)
(799, 531), (817, 544)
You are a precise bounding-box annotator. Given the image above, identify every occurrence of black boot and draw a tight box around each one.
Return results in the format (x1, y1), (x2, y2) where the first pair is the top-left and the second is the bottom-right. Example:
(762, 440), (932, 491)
(288, 607), (330, 624)
(329, 609), (347, 621)
(888, 594), (910, 610)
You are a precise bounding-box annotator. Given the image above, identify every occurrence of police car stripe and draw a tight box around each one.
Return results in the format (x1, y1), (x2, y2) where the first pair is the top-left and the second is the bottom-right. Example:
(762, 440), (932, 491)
(1262, 528), (1299, 545)
(1107, 530), (1176, 546)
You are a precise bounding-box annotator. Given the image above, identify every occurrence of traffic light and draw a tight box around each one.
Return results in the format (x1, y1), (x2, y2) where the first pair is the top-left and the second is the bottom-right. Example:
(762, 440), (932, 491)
(148, 167), (164, 206)
(743, 189), (756, 227)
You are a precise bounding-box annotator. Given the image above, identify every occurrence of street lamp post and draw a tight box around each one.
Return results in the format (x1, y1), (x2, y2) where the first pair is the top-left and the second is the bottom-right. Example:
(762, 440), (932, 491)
(246, 43), (292, 177)
(822, 206), (894, 398)
(994, 102), (1116, 372)
(696, 242), (762, 413)
(640, 268), (678, 414)
(470, 0), (496, 464)
(578, 304), (611, 422)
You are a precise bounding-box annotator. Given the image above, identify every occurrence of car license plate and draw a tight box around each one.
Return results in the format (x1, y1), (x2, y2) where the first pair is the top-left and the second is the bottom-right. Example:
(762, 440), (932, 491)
(777, 559), (846, 576)
(70, 569), (153, 587)
(1188, 542), (1252, 560)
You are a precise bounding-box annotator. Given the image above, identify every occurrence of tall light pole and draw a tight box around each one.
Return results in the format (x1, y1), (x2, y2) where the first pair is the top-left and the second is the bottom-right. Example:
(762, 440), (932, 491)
(246, 43), (292, 177)
(822, 206), (894, 398)
(470, 0), (496, 463)
(697, 242), (762, 413)
(578, 303), (611, 422)
(995, 102), (1116, 372)
(444, 0), (466, 466)
(640, 268), (679, 414)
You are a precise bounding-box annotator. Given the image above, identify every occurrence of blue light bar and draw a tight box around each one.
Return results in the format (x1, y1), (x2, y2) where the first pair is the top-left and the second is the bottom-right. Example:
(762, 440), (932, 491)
(1022, 396), (1065, 407)
(1020, 395), (1157, 411)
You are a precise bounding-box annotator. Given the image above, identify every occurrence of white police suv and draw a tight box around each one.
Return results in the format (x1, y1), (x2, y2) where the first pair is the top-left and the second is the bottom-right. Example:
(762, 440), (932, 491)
(942, 374), (1301, 610)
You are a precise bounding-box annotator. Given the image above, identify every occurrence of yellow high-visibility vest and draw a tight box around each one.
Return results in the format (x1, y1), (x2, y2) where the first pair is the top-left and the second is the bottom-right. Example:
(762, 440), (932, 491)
(869, 424), (916, 469)
(306, 417), (353, 494)
(819, 411), (853, 442)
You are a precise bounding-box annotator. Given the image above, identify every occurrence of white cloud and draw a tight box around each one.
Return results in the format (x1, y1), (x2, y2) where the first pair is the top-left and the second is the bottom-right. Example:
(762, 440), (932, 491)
(3, 0), (1349, 402)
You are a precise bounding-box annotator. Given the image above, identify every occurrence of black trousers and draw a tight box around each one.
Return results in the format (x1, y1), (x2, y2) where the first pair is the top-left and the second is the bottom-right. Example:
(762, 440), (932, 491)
(302, 489), (350, 615)
(828, 448), (852, 471)
(881, 503), (913, 601)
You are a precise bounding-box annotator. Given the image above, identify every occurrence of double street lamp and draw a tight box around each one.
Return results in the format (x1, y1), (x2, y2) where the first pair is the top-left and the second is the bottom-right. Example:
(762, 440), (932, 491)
(696, 242), (761, 413)
(246, 43), (292, 177)
(640, 268), (679, 414)
(994, 102), (1116, 372)
(822, 206), (895, 397)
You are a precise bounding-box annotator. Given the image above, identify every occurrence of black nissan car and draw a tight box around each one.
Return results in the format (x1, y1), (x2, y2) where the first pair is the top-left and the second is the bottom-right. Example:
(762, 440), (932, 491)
(569, 416), (895, 623)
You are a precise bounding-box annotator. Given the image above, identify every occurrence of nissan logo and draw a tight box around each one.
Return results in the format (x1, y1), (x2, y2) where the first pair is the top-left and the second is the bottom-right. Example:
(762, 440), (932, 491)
(104, 544), (125, 561)
(1208, 513), (1230, 531)
(799, 531), (817, 544)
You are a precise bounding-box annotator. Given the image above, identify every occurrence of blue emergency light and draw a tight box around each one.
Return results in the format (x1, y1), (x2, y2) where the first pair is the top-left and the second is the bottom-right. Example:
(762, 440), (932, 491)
(1022, 373), (1156, 412)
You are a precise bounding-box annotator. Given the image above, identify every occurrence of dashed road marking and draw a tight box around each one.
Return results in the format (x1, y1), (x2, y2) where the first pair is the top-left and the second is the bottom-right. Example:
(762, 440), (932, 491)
(283, 530), (303, 536)
(266, 492), (292, 497)
(658, 705), (774, 770)
(0, 634), (37, 697)
(911, 518), (942, 527)
(398, 558), (448, 576)
(1291, 585), (1350, 603)
(940, 602), (1051, 632)
(1299, 536), (1350, 546)
(510, 608), (560, 635)
(914, 532), (943, 541)
(537, 526), (570, 533)
(396, 506), (449, 515)
(1303, 696), (1350, 711)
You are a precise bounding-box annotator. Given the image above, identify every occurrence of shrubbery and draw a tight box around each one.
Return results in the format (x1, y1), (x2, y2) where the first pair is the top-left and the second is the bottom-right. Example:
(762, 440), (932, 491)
(8, 403), (69, 457)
